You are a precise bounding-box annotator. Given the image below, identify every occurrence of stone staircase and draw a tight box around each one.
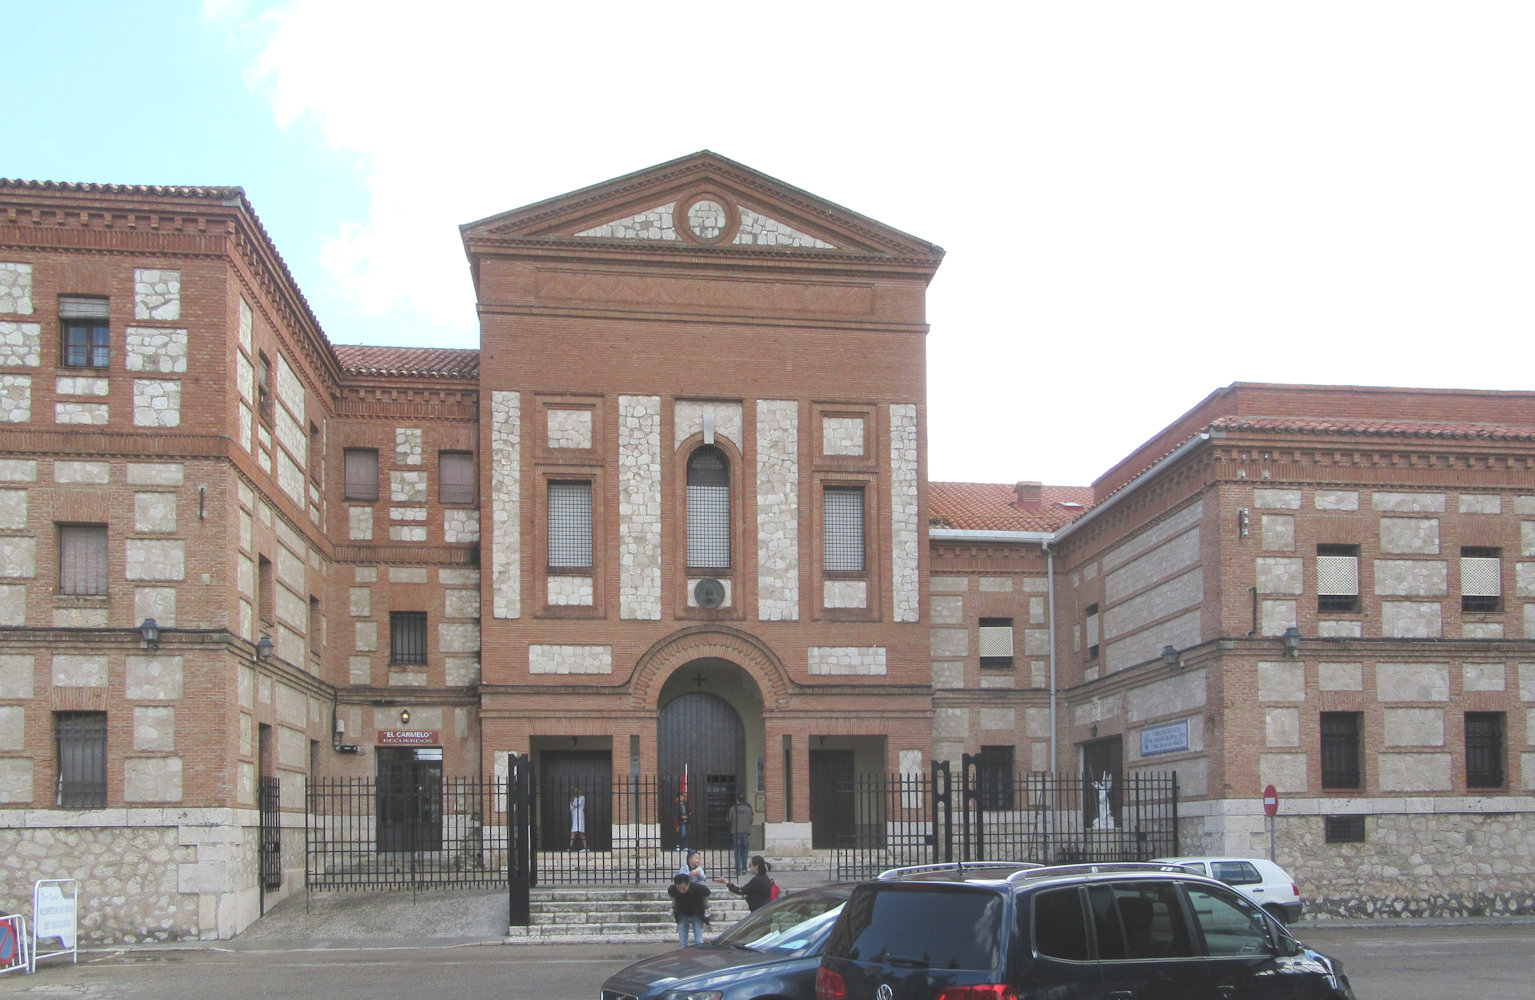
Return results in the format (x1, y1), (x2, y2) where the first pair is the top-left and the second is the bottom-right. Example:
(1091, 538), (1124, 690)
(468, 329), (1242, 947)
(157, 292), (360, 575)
(505, 853), (838, 943)
(507, 885), (752, 942)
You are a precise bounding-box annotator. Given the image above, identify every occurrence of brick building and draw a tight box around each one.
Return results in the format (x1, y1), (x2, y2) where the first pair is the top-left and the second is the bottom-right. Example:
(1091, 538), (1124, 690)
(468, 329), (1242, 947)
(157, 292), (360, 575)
(2, 153), (1532, 941)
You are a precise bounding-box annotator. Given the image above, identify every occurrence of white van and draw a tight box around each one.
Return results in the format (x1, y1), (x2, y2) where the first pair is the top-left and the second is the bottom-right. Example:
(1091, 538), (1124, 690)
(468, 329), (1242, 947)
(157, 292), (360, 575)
(1153, 856), (1303, 923)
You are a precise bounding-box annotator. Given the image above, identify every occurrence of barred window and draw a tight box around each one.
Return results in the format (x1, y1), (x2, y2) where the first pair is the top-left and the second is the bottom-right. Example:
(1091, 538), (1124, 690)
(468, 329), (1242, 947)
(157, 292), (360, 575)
(390, 611), (428, 665)
(439, 451), (475, 505)
(686, 446), (731, 569)
(823, 486), (865, 572)
(1465, 712), (1505, 788)
(60, 296), (110, 368)
(1324, 815), (1365, 843)
(1460, 547), (1502, 613)
(1317, 544), (1361, 613)
(979, 617), (1015, 669)
(344, 448), (379, 502)
(976, 744), (1015, 809)
(55, 711), (107, 809)
(548, 480), (593, 569)
(59, 523), (108, 596)
(1320, 711), (1362, 789)
(1085, 603), (1100, 661)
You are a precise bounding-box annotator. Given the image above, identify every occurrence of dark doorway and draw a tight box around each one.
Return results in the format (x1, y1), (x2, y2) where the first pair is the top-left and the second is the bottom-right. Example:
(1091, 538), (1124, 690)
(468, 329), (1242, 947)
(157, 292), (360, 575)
(539, 750), (612, 851)
(658, 691), (745, 849)
(809, 749), (855, 848)
(377, 747), (443, 852)
(1082, 736), (1124, 830)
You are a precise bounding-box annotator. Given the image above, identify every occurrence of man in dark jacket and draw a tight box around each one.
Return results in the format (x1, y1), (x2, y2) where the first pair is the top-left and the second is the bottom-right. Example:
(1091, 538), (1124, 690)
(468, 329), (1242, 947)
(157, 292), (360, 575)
(668, 873), (710, 946)
(726, 795), (753, 874)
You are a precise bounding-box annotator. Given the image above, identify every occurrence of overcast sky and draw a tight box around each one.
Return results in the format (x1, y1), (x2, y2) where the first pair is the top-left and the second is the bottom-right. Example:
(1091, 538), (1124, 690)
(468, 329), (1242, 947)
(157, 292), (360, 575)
(7, 1), (1532, 486)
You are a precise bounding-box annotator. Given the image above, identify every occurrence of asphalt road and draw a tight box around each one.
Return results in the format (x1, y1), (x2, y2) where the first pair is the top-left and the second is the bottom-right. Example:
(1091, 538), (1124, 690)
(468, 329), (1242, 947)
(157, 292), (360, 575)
(5, 922), (1533, 999)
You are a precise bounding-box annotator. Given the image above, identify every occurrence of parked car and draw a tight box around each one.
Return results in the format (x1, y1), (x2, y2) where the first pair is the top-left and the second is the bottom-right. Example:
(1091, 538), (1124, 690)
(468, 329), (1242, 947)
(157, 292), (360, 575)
(814, 861), (1355, 1000)
(1153, 855), (1303, 924)
(602, 883), (854, 1000)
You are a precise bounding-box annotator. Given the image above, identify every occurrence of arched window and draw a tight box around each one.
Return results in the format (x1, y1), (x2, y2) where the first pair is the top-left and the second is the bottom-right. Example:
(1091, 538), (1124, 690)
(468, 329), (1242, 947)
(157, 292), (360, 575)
(686, 446), (730, 570)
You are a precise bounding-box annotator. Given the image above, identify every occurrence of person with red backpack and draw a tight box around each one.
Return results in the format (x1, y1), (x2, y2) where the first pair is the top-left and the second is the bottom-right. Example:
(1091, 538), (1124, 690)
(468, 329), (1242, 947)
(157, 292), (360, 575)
(722, 855), (777, 911)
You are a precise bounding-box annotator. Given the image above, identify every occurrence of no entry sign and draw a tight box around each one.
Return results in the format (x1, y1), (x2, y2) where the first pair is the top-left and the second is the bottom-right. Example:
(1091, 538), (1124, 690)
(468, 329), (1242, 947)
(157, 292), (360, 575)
(1262, 784), (1279, 817)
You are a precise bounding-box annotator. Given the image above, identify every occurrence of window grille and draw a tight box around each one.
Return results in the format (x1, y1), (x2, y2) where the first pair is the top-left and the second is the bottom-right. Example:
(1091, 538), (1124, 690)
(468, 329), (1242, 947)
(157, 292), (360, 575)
(1320, 712), (1362, 789)
(439, 451), (475, 505)
(823, 486), (865, 572)
(1460, 548), (1502, 612)
(1085, 604), (1100, 661)
(1465, 712), (1504, 788)
(1324, 815), (1365, 843)
(686, 446), (730, 569)
(1317, 545), (1361, 612)
(58, 524), (108, 596)
(256, 352), (273, 422)
(55, 712), (107, 808)
(343, 448), (379, 501)
(979, 617), (1014, 668)
(547, 480), (593, 569)
(390, 611), (428, 665)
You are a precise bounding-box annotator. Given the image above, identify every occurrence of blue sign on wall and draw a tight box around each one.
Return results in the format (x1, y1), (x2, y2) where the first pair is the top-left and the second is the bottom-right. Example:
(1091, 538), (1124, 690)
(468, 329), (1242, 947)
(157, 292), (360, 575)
(1141, 719), (1190, 756)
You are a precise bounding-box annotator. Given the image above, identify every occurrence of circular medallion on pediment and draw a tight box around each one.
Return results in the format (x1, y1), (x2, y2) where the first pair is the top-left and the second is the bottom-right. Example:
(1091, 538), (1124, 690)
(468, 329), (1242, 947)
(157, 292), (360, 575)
(677, 192), (739, 245)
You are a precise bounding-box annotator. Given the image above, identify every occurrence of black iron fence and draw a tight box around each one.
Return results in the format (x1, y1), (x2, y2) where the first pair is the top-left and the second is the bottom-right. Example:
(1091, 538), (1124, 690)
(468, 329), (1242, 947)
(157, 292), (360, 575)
(303, 763), (1179, 895)
(306, 776), (508, 891)
(531, 771), (739, 885)
(957, 760), (1179, 865)
(828, 767), (947, 881)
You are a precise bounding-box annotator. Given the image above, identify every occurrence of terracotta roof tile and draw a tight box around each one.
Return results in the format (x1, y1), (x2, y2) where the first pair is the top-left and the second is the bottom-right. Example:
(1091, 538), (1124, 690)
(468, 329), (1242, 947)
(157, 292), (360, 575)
(1210, 415), (1535, 440)
(333, 345), (479, 379)
(929, 482), (1094, 533)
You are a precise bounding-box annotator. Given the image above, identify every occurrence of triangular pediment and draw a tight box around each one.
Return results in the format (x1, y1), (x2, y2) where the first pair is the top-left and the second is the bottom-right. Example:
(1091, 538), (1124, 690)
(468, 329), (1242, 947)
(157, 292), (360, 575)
(460, 151), (942, 263)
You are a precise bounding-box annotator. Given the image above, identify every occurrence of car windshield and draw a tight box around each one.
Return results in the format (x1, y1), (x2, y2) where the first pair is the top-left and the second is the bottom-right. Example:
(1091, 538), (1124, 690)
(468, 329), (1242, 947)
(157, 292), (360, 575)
(715, 888), (849, 955)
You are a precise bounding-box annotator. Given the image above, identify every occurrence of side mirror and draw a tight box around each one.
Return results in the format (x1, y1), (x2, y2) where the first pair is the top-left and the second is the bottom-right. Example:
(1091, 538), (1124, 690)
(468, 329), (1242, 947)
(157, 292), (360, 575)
(1277, 932), (1305, 957)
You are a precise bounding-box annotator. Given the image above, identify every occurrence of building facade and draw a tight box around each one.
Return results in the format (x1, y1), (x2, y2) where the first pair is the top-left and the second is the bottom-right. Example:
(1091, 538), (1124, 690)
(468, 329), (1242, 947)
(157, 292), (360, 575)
(2, 155), (1532, 942)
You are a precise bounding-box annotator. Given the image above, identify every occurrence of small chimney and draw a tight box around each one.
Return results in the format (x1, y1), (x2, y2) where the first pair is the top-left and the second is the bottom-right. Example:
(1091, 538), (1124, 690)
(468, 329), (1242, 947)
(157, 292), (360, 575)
(1014, 481), (1043, 507)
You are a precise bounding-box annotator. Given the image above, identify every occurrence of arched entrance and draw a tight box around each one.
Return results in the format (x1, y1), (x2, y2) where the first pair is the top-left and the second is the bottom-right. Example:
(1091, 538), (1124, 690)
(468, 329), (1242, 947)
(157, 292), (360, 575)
(658, 691), (745, 850)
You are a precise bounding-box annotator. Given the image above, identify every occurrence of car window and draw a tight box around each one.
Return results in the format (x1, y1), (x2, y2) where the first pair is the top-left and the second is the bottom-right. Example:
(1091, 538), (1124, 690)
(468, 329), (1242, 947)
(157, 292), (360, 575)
(1210, 861), (1262, 885)
(1087, 883), (1194, 960)
(1032, 887), (1091, 961)
(1184, 884), (1275, 957)
(826, 885), (1004, 971)
(716, 889), (848, 955)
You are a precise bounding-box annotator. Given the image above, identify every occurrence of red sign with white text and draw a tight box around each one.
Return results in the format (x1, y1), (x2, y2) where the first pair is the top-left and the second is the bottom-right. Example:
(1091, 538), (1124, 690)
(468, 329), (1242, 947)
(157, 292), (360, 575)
(378, 730), (440, 745)
(1262, 784), (1279, 817)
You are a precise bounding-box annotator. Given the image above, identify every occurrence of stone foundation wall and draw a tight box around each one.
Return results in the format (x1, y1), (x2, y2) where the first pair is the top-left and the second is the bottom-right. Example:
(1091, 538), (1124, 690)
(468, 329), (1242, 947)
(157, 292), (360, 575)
(0, 807), (292, 944)
(1179, 796), (1535, 919)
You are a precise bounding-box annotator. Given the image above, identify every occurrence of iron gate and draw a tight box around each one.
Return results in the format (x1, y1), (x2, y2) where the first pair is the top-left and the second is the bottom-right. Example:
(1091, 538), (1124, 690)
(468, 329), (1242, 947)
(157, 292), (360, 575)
(306, 776), (507, 891)
(259, 775), (281, 912)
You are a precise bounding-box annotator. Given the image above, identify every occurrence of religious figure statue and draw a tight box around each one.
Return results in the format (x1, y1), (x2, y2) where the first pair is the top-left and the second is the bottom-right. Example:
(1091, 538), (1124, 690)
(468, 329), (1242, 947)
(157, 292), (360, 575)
(1092, 771), (1115, 830)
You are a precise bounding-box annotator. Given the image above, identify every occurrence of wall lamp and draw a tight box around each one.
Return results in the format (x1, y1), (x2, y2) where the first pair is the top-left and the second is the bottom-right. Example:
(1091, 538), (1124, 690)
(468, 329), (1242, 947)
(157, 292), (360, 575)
(399, 709), (411, 725)
(138, 617), (160, 651)
(255, 634), (274, 661)
(1281, 626), (1303, 658)
(1160, 644), (1182, 669)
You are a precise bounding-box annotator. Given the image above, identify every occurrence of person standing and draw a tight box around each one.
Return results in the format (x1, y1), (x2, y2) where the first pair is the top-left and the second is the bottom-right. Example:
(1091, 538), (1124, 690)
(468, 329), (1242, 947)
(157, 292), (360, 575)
(723, 855), (774, 911)
(726, 795), (753, 874)
(668, 873), (710, 946)
(568, 786), (587, 852)
(673, 790), (691, 851)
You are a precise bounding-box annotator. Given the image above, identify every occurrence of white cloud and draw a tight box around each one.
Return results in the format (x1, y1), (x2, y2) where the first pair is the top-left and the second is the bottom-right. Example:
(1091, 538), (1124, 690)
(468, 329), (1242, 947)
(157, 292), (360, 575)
(211, 1), (1535, 486)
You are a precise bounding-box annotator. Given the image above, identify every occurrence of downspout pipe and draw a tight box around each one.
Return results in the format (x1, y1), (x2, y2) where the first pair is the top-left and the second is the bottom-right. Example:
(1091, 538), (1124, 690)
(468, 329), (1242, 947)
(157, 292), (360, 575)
(1044, 540), (1057, 774)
